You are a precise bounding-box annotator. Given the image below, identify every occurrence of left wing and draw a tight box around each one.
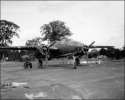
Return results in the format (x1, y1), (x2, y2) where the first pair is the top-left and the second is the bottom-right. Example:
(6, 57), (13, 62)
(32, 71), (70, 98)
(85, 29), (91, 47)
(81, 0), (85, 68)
(0, 46), (37, 50)
(0, 45), (59, 51)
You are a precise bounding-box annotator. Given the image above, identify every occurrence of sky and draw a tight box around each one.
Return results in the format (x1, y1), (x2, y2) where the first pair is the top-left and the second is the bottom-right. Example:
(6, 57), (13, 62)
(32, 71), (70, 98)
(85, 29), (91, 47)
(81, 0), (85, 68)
(1, 1), (124, 48)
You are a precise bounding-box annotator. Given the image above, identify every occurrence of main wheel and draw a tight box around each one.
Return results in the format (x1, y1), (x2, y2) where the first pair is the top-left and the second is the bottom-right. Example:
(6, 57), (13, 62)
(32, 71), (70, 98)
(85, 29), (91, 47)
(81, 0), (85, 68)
(38, 60), (43, 69)
(73, 62), (77, 69)
(30, 63), (32, 68)
(76, 58), (80, 66)
(24, 62), (27, 69)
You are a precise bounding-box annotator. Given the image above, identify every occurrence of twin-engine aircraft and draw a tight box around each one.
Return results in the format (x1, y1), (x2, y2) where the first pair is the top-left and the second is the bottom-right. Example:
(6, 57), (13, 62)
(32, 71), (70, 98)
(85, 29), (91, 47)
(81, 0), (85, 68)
(0, 38), (114, 69)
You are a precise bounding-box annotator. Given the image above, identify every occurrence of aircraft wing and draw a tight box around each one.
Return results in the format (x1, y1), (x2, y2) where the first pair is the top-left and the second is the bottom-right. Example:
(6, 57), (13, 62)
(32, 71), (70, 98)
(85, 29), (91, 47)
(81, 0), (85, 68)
(55, 52), (75, 58)
(0, 46), (37, 50)
(54, 51), (82, 58)
(0, 46), (59, 51)
(49, 46), (58, 50)
(89, 46), (114, 48)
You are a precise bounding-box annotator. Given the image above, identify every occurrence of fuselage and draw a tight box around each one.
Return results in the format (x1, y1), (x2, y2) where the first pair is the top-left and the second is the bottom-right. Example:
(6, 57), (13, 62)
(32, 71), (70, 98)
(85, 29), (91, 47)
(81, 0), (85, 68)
(34, 38), (86, 60)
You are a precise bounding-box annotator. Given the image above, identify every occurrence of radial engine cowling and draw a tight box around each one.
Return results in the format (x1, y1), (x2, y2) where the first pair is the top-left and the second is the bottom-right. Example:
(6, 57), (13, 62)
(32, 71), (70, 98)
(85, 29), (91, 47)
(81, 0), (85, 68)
(39, 45), (49, 55)
(82, 45), (89, 53)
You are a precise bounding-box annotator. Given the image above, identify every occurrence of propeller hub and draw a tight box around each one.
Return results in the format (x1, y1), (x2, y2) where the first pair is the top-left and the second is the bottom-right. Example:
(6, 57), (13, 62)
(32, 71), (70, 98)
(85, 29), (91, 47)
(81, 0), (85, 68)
(83, 45), (89, 53)
(40, 46), (49, 55)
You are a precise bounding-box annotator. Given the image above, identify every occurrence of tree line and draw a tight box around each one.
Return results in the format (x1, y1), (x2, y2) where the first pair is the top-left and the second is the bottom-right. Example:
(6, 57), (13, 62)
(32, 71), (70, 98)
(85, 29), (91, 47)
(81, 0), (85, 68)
(88, 47), (125, 60)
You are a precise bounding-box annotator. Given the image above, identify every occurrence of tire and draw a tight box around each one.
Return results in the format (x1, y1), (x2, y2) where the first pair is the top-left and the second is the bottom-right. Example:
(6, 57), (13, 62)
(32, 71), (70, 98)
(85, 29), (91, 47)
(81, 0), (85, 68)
(38, 61), (43, 69)
(30, 63), (32, 68)
(76, 58), (80, 66)
(24, 62), (27, 69)
(73, 62), (77, 69)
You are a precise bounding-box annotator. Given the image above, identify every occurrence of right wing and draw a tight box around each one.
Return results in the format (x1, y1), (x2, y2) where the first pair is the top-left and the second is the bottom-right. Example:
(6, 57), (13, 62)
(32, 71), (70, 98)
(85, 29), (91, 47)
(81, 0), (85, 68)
(89, 46), (114, 48)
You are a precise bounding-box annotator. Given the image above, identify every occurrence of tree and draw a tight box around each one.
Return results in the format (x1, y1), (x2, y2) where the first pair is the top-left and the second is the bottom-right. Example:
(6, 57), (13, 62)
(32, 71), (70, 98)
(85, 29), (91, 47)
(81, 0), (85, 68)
(106, 47), (115, 59)
(121, 45), (125, 58)
(90, 49), (99, 58)
(99, 48), (107, 56)
(0, 20), (20, 46)
(40, 20), (72, 43)
(0, 20), (20, 60)
(25, 37), (43, 46)
(88, 52), (94, 58)
(114, 48), (122, 59)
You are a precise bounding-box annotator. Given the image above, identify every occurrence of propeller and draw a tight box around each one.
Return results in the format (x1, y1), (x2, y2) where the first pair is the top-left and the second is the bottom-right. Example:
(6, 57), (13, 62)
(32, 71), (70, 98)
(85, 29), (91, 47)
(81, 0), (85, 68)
(84, 41), (95, 64)
(88, 41), (95, 48)
(46, 41), (57, 66)
(39, 46), (48, 66)
(48, 41), (57, 47)
(40, 41), (56, 66)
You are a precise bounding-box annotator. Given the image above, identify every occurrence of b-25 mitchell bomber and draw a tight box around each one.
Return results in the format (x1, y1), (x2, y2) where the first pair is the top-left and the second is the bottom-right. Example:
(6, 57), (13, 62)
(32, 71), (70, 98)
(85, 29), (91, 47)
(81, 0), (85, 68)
(0, 38), (114, 69)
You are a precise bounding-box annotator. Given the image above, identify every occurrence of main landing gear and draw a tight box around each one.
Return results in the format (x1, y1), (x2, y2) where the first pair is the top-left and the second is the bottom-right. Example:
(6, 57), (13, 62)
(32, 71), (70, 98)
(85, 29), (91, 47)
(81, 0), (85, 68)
(37, 57), (80, 69)
(73, 56), (80, 69)
(38, 58), (43, 69)
(24, 61), (32, 69)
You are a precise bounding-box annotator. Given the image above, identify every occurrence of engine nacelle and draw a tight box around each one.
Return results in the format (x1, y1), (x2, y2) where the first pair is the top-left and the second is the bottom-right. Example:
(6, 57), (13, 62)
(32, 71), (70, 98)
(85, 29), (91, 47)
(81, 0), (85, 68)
(34, 45), (49, 59)
(39, 46), (49, 55)
(82, 45), (89, 53)
(75, 47), (82, 51)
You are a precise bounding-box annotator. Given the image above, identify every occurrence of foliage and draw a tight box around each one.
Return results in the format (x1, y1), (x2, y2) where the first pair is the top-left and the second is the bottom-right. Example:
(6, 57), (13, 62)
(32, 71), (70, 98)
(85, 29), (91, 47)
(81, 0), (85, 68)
(0, 51), (3, 60)
(0, 20), (20, 46)
(99, 48), (107, 56)
(114, 48), (122, 59)
(88, 49), (99, 58)
(121, 45), (125, 58)
(98, 46), (124, 60)
(106, 47), (115, 59)
(40, 20), (72, 43)
(25, 37), (43, 46)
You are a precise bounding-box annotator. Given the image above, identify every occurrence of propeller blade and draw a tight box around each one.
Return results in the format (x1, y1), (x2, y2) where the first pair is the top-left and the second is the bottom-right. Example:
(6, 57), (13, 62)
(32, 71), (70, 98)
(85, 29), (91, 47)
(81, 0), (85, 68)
(85, 41), (95, 64)
(88, 41), (95, 48)
(86, 52), (88, 64)
(48, 41), (56, 47)
(45, 54), (48, 66)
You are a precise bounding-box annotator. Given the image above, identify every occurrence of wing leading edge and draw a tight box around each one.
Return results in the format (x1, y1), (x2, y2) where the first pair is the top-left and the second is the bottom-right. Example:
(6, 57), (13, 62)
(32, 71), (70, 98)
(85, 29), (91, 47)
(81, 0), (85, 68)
(0, 46), (37, 50)
(0, 46), (59, 51)
(89, 46), (114, 48)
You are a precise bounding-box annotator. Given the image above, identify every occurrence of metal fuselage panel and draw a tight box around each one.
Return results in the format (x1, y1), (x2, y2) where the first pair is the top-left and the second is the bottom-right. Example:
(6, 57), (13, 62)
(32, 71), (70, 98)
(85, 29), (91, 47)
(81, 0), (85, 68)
(50, 39), (84, 58)
(34, 39), (84, 60)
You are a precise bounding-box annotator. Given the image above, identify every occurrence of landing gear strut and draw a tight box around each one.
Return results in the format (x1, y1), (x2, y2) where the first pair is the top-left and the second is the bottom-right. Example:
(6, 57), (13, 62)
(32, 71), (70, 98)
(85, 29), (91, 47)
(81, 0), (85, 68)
(38, 58), (43, 69)
(73, 56), (80, 69)
(76, 58), (80, 66)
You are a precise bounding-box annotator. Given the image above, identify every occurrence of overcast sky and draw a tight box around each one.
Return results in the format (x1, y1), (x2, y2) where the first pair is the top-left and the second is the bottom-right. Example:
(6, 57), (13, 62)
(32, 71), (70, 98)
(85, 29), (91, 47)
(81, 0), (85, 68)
(1, 1), (124, 48)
